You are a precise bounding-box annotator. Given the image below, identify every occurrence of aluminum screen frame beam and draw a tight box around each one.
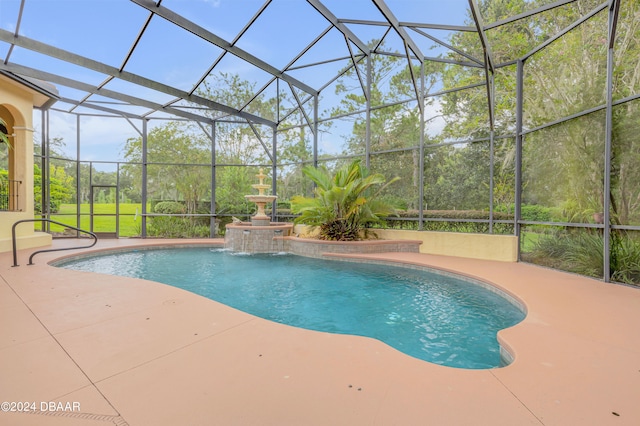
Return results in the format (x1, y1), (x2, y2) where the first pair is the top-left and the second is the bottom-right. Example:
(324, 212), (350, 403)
(131, 0), (317, 97)
(408, 26), (484, 66)
(306, 0), (370, 55)
(0, 30), (274, 126)
(468, 0), (495, 74)
(602, 0), (621, 282)
(484, 0), (577, 30)
(468, 0), (496, 131)
(339, 18), (476, 33)
(372, 0), (424, 62)
(521, 2), (608, 60)
(0, 62), (224, 125)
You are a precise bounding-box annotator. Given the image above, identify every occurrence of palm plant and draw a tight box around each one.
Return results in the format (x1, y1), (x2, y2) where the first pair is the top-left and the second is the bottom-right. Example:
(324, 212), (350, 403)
(290, 159), (399, 241)
(0, 117), (11, 149)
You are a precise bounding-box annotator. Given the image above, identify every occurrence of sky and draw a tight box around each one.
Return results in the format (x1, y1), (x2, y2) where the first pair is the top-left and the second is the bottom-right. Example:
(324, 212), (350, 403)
(0, 0), (474, 162)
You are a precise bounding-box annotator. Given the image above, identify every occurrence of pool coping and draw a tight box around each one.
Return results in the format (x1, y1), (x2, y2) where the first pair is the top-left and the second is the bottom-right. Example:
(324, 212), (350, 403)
(2, 238), (640, 425)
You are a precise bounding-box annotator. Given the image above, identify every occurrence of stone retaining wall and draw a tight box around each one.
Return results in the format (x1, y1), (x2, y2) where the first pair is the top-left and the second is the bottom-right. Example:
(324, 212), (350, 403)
(225, 222), (293, 253)
(282, 236), (422, 258)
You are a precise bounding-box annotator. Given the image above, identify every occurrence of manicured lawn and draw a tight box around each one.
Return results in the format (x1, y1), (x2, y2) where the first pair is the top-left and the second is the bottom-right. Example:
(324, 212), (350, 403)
(49, 203), (147, 237)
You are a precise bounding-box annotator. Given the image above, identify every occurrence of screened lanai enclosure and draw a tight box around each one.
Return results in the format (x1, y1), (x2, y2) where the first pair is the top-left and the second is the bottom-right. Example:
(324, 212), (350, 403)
(0, 0), (638, 284)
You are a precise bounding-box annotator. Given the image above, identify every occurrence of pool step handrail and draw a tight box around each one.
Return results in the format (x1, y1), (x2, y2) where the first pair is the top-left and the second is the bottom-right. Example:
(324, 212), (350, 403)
(12, 218), (98, 266)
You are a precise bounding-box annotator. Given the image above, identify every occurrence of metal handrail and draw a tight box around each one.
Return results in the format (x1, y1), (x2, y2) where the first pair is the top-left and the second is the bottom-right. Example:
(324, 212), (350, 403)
(12, 219), (98, 266)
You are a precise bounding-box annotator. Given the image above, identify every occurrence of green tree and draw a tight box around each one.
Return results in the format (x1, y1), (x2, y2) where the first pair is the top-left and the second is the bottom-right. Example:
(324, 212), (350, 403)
(610, 0), (640, 225)
(519, 4), (609, 221)
(330, 40), (443, 210)
(423, 142), (491, 211)
(437, 0), (639, 225)
(195, 72), (272, 214)
(276, 114), (315, 204)
(0, 117), (10, 148)
(122, 122), (210, 215)
(32, 163), (72, 213)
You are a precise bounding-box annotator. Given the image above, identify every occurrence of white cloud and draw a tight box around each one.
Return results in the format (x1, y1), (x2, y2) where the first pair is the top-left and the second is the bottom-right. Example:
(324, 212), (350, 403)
(423, 98), (446, 138)
(45, 112), (141, 161)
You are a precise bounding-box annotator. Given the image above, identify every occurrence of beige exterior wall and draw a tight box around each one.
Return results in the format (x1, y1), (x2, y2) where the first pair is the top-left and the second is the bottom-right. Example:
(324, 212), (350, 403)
(0, 224), (51, 253)
(374, 229), (518, 262)
(0, 75), (51, 253)
(293, 225), (518, 262)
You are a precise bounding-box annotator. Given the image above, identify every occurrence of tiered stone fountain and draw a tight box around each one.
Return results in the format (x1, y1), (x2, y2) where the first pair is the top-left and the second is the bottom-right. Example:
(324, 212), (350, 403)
(245, 168), (277, 226)
(225, 169), (421, 256)
(224, 169), (293, 253)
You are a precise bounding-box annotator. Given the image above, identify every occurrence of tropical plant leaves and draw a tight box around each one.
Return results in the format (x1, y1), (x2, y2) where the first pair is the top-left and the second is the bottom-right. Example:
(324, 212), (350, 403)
(290, 159), (399, 241)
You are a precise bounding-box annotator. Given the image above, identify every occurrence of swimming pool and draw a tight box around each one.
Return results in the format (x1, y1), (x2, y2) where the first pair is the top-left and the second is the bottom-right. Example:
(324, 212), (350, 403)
(56, 247), (525, 369)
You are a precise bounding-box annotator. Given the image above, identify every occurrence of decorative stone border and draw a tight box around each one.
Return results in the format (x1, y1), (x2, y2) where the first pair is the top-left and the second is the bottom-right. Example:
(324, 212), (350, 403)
(282, 236), (422, 258)
(225, 222), (422, 256)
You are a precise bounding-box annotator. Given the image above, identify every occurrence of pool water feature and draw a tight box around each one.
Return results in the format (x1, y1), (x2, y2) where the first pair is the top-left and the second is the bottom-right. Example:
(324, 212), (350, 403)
(57, 247), (525, 369)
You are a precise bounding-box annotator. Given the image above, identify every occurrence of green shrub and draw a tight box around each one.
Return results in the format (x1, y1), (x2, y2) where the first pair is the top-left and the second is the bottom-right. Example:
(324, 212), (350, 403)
(149, 200), (211, 237)
(520, 204), (553, 222)
(375, 209), (514, 234)
(147, 216), (209, 238)
(495, 203), (552, 222)
(524, 230), (640, 285)
(523, 231), (598, 276)
(564, 232), (604, 278)
(611, 232), (640, 284)
(153, 201), (185, 214)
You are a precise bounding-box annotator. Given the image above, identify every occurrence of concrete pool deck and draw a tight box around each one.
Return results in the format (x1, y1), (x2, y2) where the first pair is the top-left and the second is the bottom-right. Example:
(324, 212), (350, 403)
(1, 238), (639, 425)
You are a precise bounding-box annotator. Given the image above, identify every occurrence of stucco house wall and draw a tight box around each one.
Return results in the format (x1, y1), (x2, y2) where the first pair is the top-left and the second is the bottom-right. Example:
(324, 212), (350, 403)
(0, 72), (57, 253)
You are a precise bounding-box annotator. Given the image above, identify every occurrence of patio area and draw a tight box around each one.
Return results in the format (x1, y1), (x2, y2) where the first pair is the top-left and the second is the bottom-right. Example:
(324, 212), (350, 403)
(1, 238), (639, 425)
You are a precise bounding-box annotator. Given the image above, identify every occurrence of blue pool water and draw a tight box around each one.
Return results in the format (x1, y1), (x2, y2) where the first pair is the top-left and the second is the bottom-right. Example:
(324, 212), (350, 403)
(57, 247), (525, 369)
